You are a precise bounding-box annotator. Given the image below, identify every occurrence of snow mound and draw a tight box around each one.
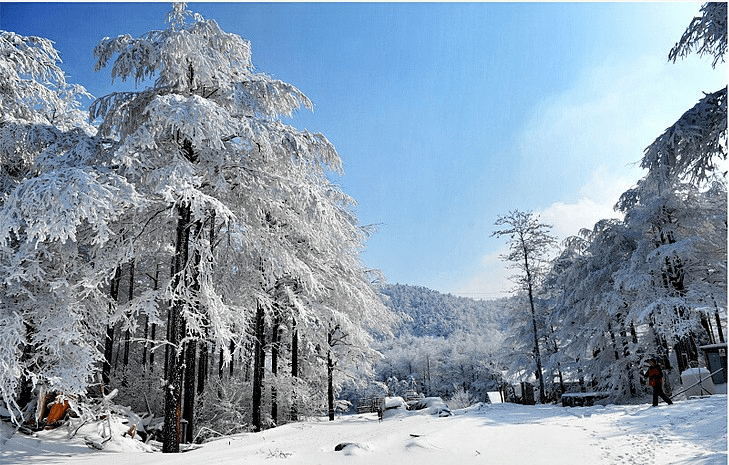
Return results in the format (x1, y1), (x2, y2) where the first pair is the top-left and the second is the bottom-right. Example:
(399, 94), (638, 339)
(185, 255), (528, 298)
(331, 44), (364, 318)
(28, 414), (154, 454)
(409, 397), (452, 416)
(334, 442), (371, 455)
(453, 402), (488, 415)
(384, 396), (407, 410)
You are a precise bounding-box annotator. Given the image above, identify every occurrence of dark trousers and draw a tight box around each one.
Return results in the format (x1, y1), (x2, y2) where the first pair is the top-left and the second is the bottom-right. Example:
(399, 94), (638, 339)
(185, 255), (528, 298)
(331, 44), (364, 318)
(652, 384), (673, 406)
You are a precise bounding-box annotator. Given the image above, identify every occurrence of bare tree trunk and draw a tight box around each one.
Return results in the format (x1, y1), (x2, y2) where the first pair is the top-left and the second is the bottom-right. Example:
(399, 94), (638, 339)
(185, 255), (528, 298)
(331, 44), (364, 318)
(252, 301), (266, 432)
(290, 317), (299, 422)
(701, 312), (716, 344)
(270, 316), (280, 426)
(142, 264), (160, 369)
(229, 340), (235, 377)
(524, 261), (546, 403)
(196, 342), (207, 405)
(141, 316), (149, 368)
(196, 211), (215, 396)
(162, 202), (191, 453)
(327, 327), (335, 421)
(121, 260), (136, 387)
(181, 221), (202, 444)
(327, 348), (335, 421)
(103, 267), (122, 387)
(123, 260), (135, 366)
(149, 322), (157, 372)
(182, 340), (197, 444)
(716, 308), (725, 343)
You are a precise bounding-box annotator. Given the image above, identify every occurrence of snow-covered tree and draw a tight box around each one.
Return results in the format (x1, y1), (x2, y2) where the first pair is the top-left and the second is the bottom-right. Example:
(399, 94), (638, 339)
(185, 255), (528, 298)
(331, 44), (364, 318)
(542, 173), (726, 401)
(0, 31), (144, 422)
(535, 2), (727, 404)
(669, 2), (726, 69)
(634, 2), (726, 190)
(615, 0), (727, 373)
(372, 284), (505, 402)
(91, 3), (392, 450)
(542, 219), (650, 399)
(617, 179), (726, 370)
(492, 210), (556, 403)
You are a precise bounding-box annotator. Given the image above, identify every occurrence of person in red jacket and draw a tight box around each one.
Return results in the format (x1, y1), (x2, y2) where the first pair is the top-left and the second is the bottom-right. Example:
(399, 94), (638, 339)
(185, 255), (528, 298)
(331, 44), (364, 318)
(644, 358), (673, 406)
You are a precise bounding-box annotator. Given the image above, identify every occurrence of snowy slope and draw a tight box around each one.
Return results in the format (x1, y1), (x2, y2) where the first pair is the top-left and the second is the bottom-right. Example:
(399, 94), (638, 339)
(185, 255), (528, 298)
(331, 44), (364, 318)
(1, 395), (726, 465)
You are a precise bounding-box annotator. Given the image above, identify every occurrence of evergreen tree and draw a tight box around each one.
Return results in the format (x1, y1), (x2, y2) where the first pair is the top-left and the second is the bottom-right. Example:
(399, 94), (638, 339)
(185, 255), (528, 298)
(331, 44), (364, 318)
(91, 3), (392, 449)
(0, 31), (140, 421)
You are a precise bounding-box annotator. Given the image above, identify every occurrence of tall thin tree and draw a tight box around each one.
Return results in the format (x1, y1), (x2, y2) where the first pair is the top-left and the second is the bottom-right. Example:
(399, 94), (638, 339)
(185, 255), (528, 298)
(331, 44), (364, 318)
(492, 210), (556, 403)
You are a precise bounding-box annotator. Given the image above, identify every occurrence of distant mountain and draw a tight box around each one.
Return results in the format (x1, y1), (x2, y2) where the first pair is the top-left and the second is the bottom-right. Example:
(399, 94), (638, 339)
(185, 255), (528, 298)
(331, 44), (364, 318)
(380, 283), (507, 338)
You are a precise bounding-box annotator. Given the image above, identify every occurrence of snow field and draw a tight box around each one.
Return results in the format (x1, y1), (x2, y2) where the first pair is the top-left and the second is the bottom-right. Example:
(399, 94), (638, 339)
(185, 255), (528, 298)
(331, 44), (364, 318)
(1, 395), (725, 465)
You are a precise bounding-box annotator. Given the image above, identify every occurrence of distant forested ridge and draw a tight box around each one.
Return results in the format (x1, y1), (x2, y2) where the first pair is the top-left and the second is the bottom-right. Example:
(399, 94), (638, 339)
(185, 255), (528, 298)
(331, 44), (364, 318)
(380, 283), (506, 338)
(365, 284), (507, 403)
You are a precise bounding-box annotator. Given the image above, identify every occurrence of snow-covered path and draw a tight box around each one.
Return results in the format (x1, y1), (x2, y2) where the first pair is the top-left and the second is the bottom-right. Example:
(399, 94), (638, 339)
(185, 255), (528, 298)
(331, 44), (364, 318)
(2, 395), (726, 465)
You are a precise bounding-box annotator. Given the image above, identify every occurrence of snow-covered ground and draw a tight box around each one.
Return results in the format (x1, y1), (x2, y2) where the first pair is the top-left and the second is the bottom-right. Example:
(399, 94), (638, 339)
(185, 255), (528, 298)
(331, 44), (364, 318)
(1, 395), (726, 465)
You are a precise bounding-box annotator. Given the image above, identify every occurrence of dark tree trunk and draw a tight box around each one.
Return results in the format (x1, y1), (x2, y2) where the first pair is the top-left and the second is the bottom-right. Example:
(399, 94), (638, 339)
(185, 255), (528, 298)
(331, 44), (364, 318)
(229, 340), (235, 377)
(141, 314), (149, 368)
(716, 308), (725, 343)
(121, 260), (136, 387)
(164, 306), (170, 379)
(196, 341), (207, 417)
(327, 328), (335, 421)
(149, 322), (157, 371)
(270, 316), (280, 426)
(102, 267), (122, 387)
(17, 323), (36, 409)
(181, 221), (202, 445)
(123, 260), (135, 368)
(162, 202), (191, 453)
(523, 252), (546, 403)
(197, 343), (208, 393)
(252, 301), (266, 432)
(701, 312), (716, 344)
(182, 340), (197, 444)
(102, 325), (115, 387)
(327, 347), (335, 421)
(142, 264), (160, 369)
(164, 255), (174, 380)
(196, 211), (214, 395)
(290, 318), (299, 422)
(608, 322), (620, 361)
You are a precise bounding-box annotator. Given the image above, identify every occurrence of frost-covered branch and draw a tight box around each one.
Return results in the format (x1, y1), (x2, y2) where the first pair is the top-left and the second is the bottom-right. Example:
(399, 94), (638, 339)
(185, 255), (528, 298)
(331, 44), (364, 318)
(669, 2), (726, 68)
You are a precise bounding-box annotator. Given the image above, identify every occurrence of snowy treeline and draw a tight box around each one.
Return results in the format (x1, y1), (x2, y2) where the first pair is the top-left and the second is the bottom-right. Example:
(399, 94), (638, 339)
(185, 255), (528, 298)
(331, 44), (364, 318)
(381, 284), (507, 338)
(496, 3), (727, 403)
(0, 3), (394, 451)
(369, 284), (507, 402)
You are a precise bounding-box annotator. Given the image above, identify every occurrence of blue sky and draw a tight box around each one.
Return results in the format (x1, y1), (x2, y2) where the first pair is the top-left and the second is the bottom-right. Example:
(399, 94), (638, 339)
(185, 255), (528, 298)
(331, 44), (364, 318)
(1, 2), (726, 298)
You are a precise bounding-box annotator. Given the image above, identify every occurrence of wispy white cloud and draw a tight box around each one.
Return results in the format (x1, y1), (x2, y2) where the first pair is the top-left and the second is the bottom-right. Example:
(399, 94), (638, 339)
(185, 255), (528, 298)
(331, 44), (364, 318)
(454, 167), (636, 299)
(454, 247), (513, 300)
(515, 53), (724, 208)
(538, 165), (635, 242)
(453, 51), (725, 300)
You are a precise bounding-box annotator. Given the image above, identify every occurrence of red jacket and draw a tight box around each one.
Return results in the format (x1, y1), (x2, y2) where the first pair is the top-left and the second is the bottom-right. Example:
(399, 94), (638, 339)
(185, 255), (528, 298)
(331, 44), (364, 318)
(647, 365), (663, 387)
